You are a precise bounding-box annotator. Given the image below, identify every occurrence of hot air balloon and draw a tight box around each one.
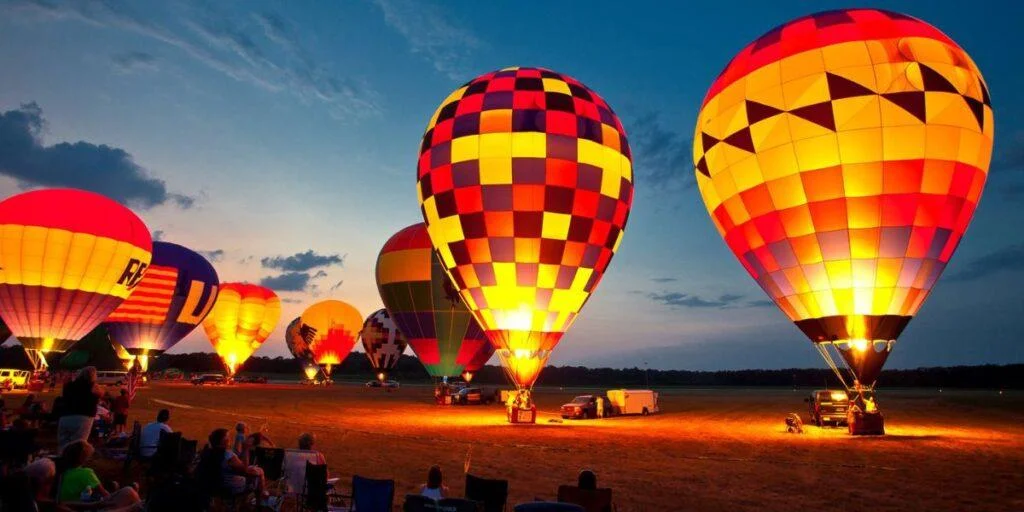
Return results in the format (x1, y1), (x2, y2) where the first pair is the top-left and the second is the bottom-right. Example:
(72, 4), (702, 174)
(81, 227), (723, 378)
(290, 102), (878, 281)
(284, 316), (314, 361)
(376, 224), (491, 382)
(693, 9), (992, 429)
(360, 308), (408, 382)
(0, 189), (153, 370)
(417, 67), (634, 421)
(201, 283), (281, 377)
(460, 342), (495, 384)
(104, 242), (219, 372)
(299, 300), (361, 379)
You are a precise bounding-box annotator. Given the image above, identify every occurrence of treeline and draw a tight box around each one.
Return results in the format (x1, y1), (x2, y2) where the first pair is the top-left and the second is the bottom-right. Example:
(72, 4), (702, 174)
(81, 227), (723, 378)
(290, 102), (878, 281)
(0, 345), (1020, 388)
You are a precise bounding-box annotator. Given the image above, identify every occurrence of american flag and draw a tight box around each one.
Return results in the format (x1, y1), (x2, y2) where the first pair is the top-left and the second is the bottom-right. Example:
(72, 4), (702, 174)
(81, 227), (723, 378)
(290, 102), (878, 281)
(107, 265), (178, 323)
(126, 363), (140, 403)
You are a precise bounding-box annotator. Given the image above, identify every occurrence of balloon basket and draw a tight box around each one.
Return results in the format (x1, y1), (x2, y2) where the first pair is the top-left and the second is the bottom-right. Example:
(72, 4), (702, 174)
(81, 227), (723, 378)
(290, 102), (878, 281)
(848, 410), (885, 435)
(507, 405), (537, 424)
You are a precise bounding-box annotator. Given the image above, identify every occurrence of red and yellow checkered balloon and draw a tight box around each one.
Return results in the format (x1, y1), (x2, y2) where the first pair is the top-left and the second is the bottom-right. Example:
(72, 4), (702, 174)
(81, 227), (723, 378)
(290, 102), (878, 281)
(694, 9), (992, 383)
(202, 283), (281, 376)
(0, 189), (153, 360)
(418, 67), (633, 390)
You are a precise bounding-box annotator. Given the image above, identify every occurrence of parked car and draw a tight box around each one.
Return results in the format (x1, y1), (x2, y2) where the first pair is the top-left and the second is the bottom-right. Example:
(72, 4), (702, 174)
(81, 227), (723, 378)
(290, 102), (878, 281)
(0, 369), (31, 390)
(191, 373), (227, 386)
(561, 395), (600, 419)
(454, 387), (486, 405)
(96, 371), (128, 386)
(606, 389), (659, 416)
(805, 390), (850, 427)
(365, 380), (400, 389)
(235, 375), (268, 384)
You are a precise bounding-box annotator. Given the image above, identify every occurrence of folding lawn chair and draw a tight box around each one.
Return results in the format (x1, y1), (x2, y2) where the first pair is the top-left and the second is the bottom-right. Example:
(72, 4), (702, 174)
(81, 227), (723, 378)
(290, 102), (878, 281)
(556, 486), (614, 512)
(465, 473), (508, 512)
(351, 474), (394, 512)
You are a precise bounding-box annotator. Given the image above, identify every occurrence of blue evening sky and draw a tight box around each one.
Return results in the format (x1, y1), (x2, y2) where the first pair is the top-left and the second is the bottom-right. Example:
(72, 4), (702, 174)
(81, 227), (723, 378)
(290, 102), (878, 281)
(0, 0), (1021, 370)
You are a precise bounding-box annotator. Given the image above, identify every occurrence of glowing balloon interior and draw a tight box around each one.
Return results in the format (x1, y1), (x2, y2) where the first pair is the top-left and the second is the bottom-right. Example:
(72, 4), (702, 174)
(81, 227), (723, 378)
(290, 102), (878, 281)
(417, 67), (634, 398)
(300, 299), (362, 377)
(201, 283), (281, 376)
(693, 9), (992, 390)
(0, 189), (153, 368)
(105, 241), (220, 372)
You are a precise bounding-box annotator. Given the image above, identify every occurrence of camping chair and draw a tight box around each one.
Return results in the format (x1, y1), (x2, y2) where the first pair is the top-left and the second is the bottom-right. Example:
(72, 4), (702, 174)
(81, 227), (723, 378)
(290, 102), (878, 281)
(403, 494), (437, 512)
(0, 428), (39, 468)
(300, 462), (347, 512)
(121, 421), (144, 475)
(282, 449), (323, 495)
(153, 431), (183, 473)
(513, 503), (585, 512)
(437, 498), (483, 512)
(253, 446), (286, 481)
(351, 474), (395, 512)
(465, 473), (508, 512)
(556, 486), (614, 512)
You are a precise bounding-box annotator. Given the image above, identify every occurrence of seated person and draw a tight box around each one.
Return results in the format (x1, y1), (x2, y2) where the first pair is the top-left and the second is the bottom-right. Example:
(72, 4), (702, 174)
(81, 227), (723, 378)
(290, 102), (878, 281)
(419, 465), (448, 500)
(140, 409), (172, 458)
(578, 469), (597, 490)
(297, 432), (326, 465)
(198, 428), (266, 499)
(57, 441), (141, 509)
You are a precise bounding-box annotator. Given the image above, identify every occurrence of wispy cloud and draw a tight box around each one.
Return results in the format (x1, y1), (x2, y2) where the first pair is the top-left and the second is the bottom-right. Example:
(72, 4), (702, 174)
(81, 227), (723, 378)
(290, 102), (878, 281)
(261, 250), (345, 272)
(198, 249), (225, 262)
(647, 291), (770, 310)
(946, 245), (1024, 283)
(628, 111), (695, 193)
(151, 230), (165, 241)
(329, 280), (343, 292)
(111, 50), (158, 73)
(0, 102), (194, 209)
(651, 277), (678, 283)
(373, 0), (482, 81)
(8, 0), (379, 118)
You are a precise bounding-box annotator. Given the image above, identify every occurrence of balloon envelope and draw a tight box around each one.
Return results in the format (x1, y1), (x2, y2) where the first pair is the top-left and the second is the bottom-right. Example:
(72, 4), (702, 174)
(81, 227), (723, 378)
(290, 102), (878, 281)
(201, 283), (280, 376)
(105, 241), (220, 370)
(300, 300), (361, 375)
(284, 316), (313, 361)
(0, 189), (152, 354)
(376, 223), (490, 378)
(360, 308), (408, 376)
(692, 9), (992, 386)
(416, 67), (634, 390)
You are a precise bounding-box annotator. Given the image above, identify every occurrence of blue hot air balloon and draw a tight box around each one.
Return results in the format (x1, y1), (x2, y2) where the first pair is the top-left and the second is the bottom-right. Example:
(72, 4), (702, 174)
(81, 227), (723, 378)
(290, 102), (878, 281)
(104, 241), (219, 371)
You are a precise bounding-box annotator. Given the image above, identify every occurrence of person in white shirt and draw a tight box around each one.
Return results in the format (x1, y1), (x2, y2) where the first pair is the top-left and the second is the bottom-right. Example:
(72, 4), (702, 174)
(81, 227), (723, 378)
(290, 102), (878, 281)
(140, 409), (172, 458)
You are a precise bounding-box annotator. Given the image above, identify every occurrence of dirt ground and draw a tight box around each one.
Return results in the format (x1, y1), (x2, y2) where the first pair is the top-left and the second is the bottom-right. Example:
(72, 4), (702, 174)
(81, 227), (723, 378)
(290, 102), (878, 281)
(24, 382), (1024, 511)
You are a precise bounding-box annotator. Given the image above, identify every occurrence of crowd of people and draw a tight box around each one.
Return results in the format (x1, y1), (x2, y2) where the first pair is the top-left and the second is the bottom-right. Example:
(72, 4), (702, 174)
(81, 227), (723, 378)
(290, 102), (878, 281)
(0, 366), (614, 511)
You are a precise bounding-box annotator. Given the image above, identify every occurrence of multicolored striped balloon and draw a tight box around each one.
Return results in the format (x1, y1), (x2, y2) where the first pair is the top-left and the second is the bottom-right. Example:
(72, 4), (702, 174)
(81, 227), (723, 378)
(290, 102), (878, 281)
(201, 283), (280, 376)
(105, 241), (219, 371)
(376, 223), (491, 379)
(0, 189), (152, 366)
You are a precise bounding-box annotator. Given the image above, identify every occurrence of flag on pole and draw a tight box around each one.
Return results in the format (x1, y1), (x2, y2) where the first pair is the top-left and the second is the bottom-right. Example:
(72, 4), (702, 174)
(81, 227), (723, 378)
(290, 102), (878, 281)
(126, 363), (140, 404)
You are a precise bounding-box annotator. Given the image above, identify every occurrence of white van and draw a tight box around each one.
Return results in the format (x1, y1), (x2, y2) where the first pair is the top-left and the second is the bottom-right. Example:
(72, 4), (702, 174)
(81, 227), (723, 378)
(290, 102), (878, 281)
(96, 371), (129, 386)
(606, 389), (659, 416)
(0, 369), (31, 389)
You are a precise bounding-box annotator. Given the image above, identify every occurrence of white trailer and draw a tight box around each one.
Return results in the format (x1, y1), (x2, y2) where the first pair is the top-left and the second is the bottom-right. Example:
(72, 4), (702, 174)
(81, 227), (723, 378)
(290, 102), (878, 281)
(606, 389), (659, 416)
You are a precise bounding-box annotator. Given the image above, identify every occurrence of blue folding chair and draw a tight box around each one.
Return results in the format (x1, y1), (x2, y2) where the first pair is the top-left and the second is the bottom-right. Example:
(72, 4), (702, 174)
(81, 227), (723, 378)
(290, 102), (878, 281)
(352, 475), (395, 512)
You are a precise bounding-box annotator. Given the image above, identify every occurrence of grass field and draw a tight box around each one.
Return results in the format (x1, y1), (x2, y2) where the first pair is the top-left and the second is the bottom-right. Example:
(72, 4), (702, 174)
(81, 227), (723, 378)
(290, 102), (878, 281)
(31, 382), (1024, 511)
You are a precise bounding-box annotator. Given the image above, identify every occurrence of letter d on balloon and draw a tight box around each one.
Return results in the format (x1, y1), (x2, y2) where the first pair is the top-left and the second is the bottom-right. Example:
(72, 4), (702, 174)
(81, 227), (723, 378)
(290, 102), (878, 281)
(177, 282), (218, 325)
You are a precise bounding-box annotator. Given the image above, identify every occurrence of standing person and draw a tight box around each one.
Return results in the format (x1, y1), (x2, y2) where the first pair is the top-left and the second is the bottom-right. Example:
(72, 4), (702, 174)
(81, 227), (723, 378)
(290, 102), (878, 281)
(419, 465), (448, 500)
(596, 396), (605, 419)
(140, 409), (172, 458)
(110, 389), (130, 435)
(57, 367), (101, 451)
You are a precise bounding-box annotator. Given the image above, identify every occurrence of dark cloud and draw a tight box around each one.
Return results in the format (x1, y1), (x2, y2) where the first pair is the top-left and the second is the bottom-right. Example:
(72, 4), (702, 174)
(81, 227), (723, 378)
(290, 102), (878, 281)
(945, 245), (1024, 283)
(627, 112), (695, 192)
(151, 230), (165, 241)
(261, 250), (344, 272)
(651, 277), (678, 283)
(329, 280), (343, 292)
(312, 270), (328, 279)
(0, 102), (194, 209)
(198, 249), (224, 262)
(281, 298), (302, 304)
(111, 51), (158, 73)
(260, 271), (312, 292)
(647, 291), (767, 309)
(745, 299), (776, 308)
(238, 255), (254, 265)
(993, 130), (1024, 172)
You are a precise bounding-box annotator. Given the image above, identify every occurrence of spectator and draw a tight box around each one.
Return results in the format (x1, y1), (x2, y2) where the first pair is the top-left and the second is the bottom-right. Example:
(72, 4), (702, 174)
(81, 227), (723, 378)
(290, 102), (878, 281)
(23, 457), (70, 512)
(233, 422), (250, 463)
(57, 367), (102, 451)
(57, 441), (141, 509)
(248, 424), (274, 451)
(420, 465), (448, 500)
(110, 390), (130, 435)
(198, 428), (267, 500)
(0, 399), (7, 429)
(577, 470), (597, 491)
(297, 433), (327, 465)
(140, 409), (172, 458)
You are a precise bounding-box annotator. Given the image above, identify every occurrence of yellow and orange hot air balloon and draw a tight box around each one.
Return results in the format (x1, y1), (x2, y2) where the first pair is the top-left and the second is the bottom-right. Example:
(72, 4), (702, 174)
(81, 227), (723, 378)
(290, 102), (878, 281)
(693, 9), (992, 411)
(0, 189), (153, 369)
(299, 300), (362, 379)
(417, 67), (634, 420)
(201, 283), (281, 377)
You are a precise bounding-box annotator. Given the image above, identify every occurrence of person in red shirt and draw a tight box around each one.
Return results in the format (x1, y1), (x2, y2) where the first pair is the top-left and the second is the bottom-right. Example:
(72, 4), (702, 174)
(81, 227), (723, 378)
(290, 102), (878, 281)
(111, 389), (130, 435)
